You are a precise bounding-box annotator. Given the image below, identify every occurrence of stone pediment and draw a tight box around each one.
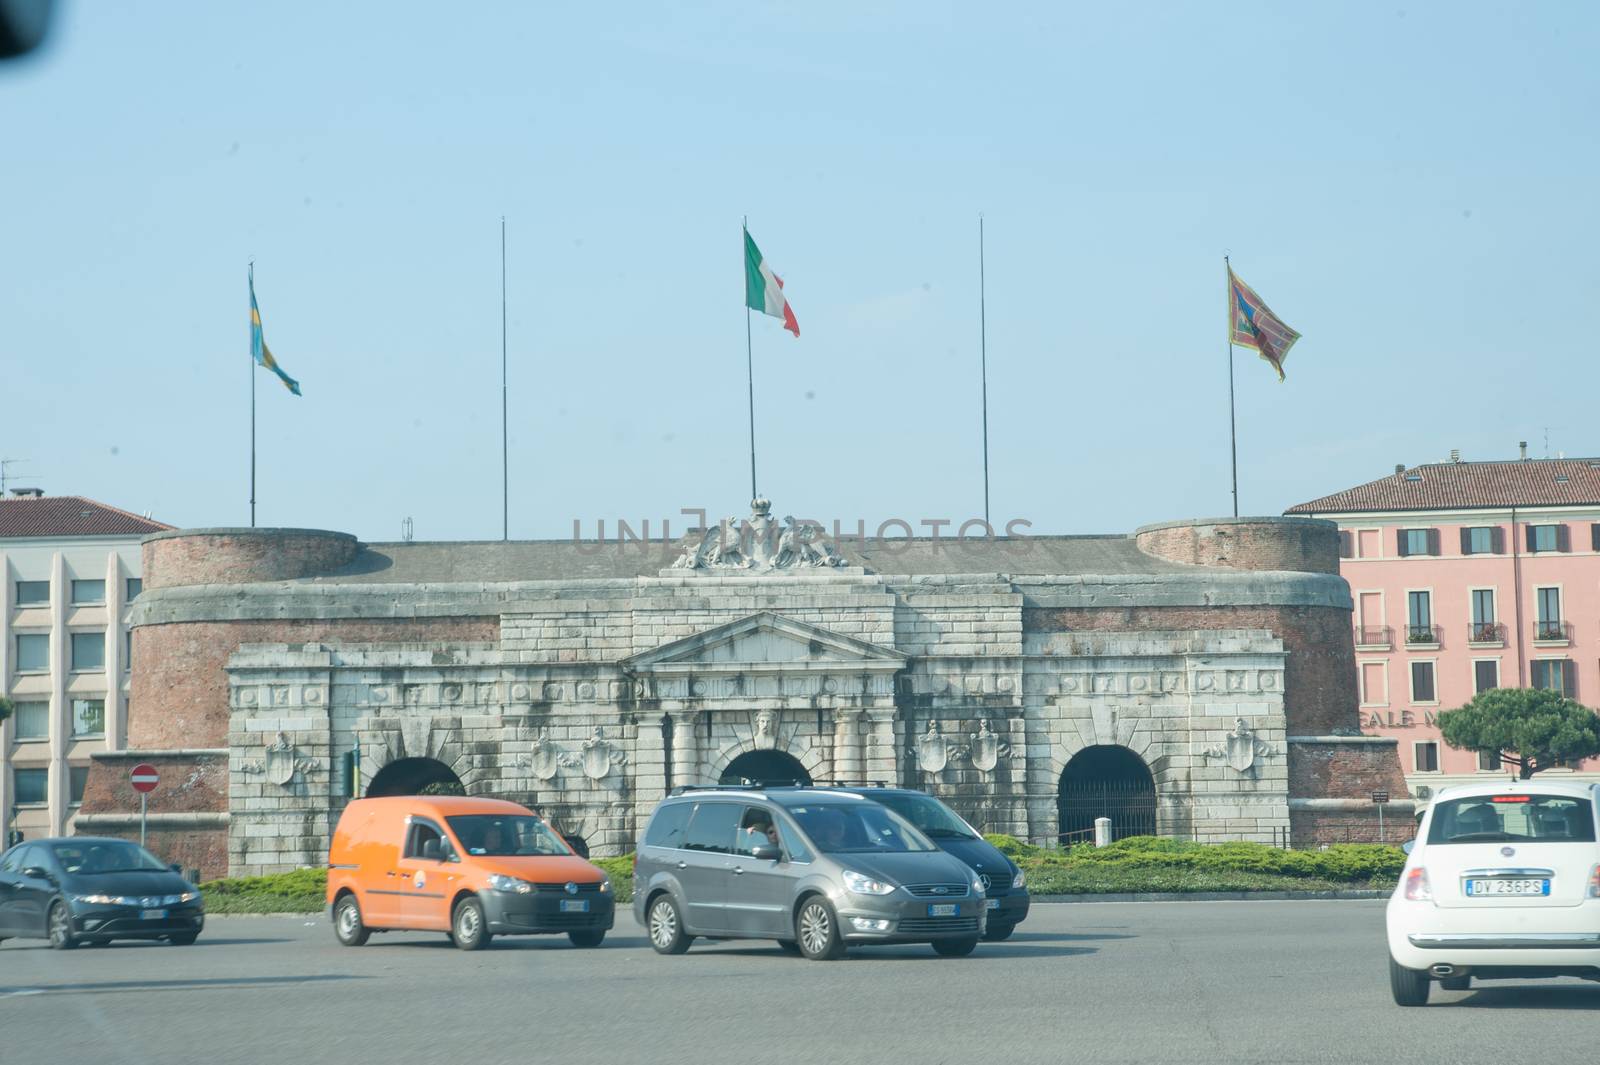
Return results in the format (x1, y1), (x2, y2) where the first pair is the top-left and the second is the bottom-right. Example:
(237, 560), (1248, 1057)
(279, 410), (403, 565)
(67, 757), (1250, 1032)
(622, 612), (906, 676)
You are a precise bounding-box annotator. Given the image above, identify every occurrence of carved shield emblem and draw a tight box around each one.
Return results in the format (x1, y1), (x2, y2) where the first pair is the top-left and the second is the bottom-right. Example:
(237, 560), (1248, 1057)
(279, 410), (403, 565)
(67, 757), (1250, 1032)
(530, 731), (560, 781)
(916, 722), (948, 774)
(970, 720), (999, 773)
(1224, 729), (1256, 773)
(264, 733), (298, 787)
(582, 727), (613, 780)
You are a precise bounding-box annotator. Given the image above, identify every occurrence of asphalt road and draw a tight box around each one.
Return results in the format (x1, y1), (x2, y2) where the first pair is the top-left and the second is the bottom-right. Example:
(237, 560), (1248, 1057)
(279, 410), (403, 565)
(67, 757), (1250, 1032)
(2, 901), (1596, 1065)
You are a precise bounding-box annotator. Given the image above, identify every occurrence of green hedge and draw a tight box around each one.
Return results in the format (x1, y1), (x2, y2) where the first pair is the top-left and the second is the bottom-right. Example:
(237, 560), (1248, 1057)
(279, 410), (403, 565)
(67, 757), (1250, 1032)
(200, 868), (328, 914)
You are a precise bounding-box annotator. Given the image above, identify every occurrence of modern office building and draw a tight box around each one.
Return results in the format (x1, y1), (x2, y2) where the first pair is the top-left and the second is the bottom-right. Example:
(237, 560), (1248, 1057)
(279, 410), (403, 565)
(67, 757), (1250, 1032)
(0, 490), (171, 842)
(1288, 451), (1600, 796)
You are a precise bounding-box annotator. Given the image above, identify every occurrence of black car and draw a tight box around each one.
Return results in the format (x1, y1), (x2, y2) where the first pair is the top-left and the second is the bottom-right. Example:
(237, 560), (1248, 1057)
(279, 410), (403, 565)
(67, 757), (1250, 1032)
(822, 786), (1031, 940)
(0, 837), (204, 949)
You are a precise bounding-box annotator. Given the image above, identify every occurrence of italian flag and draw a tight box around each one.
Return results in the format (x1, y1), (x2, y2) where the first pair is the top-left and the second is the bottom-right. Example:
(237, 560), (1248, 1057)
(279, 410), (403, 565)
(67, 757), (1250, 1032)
(744, 227), (800, 337)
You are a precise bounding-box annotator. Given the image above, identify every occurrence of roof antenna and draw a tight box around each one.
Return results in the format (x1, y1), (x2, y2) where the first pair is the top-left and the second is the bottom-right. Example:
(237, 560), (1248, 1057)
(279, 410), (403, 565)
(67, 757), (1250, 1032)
(0, 458), (33, 496)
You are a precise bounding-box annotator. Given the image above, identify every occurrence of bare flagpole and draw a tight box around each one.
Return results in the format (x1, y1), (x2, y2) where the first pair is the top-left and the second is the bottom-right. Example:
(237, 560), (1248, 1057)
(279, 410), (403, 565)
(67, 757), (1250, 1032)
(979, 214), (991, 526)
(249, 262), (257, 528)
(501, 217), (509, 541)
(744, 216), (757, 502)
(1225, 254), (1239, 518)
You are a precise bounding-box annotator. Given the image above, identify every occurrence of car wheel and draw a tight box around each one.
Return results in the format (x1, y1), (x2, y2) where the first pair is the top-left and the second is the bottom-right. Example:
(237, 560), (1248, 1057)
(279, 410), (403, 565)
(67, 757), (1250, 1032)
(795, 896), (845, 961)
(333, 894), (371, 947)
(1439, 976), (1470, 992)
(776, 939), (802, 955)
(451, 897), (491, 951)
(568, 929), (606, 948)
(932, 936), (979, 957)
(982, 922), (1016, 942)
(1389, 956), (1431, 1006)
(47, 901), (78, 951)
(167, 933), (199, 946)
(646, 894), (692, 955)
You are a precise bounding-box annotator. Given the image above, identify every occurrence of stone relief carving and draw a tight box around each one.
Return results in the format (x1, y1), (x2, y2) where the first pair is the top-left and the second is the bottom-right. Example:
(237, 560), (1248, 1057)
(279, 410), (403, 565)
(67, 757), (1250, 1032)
(238, 731), (314, 787)
(1203, 718), (1275, 774)
(752, 710), (778, 750)
(671, 498), (846, 571)
(916, 721), (948, 774)
(530, 729), (563, 780)
(970, 720), (1000, 773)
(581, 727), (627, 780)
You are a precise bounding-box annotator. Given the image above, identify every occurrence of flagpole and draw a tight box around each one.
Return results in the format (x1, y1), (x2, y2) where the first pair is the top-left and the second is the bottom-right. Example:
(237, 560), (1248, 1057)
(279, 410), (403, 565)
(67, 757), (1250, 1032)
(249, 262), (256, 528)
(1225, 254), (1239, 518)
(744, 217), (757, 502)
(501, 216), (508, 541)
(979, 213), (990, 527)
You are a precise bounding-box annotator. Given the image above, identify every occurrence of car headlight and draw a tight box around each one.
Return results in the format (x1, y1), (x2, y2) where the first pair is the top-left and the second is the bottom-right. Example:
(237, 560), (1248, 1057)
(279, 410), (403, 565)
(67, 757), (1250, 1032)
(842, 870), (896, 895)
(598, 877), (612, 894)
(73, 894), (123, 905)
(487, 874), (534, 894)
(180, 891), (202, 904)
(1011, 869), (1026, 889)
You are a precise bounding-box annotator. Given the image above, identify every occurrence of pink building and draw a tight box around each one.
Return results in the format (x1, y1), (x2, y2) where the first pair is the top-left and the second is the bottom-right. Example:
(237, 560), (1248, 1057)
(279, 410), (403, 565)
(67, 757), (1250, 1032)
(1288, 453), (1600, 798)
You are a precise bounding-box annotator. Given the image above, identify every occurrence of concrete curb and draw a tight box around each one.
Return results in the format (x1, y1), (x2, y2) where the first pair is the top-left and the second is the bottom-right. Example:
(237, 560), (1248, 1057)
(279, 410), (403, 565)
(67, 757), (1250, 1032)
(1032, 889), (1393, 903)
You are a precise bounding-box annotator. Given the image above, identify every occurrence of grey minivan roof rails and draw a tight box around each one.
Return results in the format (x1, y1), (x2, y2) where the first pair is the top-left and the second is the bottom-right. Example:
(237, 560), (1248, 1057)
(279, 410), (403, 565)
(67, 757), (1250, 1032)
(668, 784), (774, 796)
(808, 780), (893, 788)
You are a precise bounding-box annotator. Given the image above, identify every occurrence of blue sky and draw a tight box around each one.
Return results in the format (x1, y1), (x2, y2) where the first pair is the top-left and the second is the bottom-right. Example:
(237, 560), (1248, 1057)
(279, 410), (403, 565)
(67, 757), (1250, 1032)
(2, 2), (1595, 543)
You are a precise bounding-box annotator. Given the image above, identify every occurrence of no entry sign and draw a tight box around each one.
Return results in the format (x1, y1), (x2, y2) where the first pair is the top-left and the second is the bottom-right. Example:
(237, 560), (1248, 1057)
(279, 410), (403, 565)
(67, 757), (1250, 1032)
(130, 764), (160, 793)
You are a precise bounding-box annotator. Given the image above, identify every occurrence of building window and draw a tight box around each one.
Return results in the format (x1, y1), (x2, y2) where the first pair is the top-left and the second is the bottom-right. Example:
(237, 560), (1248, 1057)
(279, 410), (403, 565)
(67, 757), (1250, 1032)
(15, 580), (49, 605)
(1477, 750), (1503, 772)
(1469, 589), (1497, 642)
(13, 701), (49, 740)
(1535, 587), (1564, 640)
(70, 579), (106, 605)
(14, 767), (48, 805)
(1527, 524), (1568, 553)
(1531, 658), (1575, 697)
(1337, 531), (1353, 558)
(15, 633), (48, 672)
(125, 630), (132, 671)
(1473, 659), (1499, 693)
(1398, 529), (1437, 557)
(69, 766), (89, 805)
(1461, 526), (1501, 554)
(1410, 661), (1436, 703)
(125, 578), (142, 601)
(1415, 742), (1440, 773)
(1406, 591), (1433, 643)
(70, 699), (105, 737)
(70, 632), (105, 672)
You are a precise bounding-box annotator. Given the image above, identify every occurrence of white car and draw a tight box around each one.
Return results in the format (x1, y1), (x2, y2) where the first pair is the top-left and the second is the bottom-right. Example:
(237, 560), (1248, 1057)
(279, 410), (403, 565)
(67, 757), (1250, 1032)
(1386, 779), (1600, 1005)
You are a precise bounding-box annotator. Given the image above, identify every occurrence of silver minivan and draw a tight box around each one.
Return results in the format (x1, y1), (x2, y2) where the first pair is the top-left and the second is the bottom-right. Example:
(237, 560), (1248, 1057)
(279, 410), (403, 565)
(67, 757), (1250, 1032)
(633, 786), (987, 960)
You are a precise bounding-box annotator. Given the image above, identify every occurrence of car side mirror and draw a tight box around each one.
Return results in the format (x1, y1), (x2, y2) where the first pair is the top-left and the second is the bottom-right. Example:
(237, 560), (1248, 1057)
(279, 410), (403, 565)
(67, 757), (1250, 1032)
(170, 863), (183, 874)
(752, 843), (781, 862)
(1401, 839), (1415, 855)
(22, 866), (49, 880)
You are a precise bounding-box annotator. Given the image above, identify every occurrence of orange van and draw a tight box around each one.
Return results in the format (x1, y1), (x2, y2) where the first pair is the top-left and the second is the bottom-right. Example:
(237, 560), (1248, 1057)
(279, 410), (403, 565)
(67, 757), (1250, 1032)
(325, 796), (614, 950)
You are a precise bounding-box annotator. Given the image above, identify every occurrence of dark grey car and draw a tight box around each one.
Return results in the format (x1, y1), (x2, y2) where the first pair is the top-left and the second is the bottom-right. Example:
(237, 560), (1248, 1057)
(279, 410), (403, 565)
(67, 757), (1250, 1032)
(633, 787), (986, 960)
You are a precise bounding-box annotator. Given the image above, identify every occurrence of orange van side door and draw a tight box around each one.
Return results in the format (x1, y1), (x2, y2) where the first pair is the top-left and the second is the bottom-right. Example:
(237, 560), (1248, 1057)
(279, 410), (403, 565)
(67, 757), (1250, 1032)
(395, 817), (454, 931)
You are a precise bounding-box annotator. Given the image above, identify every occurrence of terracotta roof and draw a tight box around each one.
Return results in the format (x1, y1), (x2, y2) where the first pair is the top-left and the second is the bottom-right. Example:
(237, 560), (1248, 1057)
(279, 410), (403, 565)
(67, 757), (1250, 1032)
(1287, 459), (1600, 515)
(0, 495), (173, 538)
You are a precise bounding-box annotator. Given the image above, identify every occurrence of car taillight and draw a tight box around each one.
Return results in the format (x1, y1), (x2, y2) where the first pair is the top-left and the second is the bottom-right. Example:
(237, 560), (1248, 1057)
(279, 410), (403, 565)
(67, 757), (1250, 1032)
(1403, 866), (1433, 901)
(1587, 864), (1600, 899)
(631, 852), (638, 874)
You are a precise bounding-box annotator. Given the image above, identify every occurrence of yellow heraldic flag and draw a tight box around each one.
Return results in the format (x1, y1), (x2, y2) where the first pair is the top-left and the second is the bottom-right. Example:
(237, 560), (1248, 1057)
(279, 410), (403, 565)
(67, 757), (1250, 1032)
(249, 266), (301, 395)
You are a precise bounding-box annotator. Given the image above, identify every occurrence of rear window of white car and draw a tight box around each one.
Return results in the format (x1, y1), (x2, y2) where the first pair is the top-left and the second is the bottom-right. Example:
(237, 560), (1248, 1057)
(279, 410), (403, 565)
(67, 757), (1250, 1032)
(1426, 794), (1596, 845)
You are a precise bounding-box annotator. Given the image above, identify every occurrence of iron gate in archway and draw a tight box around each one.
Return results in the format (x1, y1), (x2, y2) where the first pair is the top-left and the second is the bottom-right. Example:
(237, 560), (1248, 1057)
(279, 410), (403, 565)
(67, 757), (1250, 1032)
(1057, 745), (1157, 844)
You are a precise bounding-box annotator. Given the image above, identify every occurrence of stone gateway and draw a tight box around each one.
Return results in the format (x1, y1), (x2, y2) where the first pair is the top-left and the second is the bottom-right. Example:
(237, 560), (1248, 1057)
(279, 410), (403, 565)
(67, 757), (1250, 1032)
(77, 510), (1409, 878)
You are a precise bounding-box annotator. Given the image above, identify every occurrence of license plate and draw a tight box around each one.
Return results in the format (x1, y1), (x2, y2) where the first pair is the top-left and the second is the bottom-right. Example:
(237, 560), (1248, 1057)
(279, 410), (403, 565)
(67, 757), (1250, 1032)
(927, 903), (958, 917)
(559, 899), (590, 913)
(986, 899), (1000, 910)
(1465, 878), (1550, 897)
(141, 909), (167, 920)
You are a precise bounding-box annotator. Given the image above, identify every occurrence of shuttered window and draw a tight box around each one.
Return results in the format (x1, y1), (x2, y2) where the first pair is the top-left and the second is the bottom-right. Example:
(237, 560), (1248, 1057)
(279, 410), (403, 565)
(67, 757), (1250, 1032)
(1398, 529), (1437, 556)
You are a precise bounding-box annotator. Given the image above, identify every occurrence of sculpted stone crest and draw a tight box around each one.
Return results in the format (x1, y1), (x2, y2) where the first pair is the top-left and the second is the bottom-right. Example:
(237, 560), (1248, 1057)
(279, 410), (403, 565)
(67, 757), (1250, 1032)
(581, 726), (627, 780)
(239, 731), (313, 787)
(969, 720), (999, 773)
(916, 720), (949, 774)
(671, 498), (846, 571)
(1203, 718), (1274, 774)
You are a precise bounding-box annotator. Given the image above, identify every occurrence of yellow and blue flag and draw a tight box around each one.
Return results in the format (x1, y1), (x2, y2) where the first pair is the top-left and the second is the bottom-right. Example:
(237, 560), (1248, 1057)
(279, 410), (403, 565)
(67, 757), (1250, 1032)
(249, 266), (301, 395)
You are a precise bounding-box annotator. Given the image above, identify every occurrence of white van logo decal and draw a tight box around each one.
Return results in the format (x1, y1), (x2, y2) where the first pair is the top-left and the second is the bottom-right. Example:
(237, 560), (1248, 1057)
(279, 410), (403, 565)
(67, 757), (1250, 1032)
(1501, 846), (1516, 858)
(414, 871), (426, 889)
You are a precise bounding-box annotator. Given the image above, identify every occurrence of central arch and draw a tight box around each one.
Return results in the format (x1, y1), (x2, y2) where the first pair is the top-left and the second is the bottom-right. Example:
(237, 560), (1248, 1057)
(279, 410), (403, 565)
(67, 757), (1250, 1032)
(720, 749), (812, 787)
(1057, 745), (1156, 844)
(366, 756), (464, 798)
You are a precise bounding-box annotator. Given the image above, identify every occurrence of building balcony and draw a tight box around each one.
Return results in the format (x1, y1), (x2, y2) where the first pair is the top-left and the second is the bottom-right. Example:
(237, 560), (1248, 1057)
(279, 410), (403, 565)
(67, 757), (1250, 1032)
(1354, 625), (1392, 650)
(1534, 620), (1572, 646)
(1466, 621), (1505, 648)
(1405, 624), (1441, 649)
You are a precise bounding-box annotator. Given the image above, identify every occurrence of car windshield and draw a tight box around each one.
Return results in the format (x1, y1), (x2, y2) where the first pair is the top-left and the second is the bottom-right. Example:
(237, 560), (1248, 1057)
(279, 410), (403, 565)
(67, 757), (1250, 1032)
(1426, 795), (1597, 844)
(787, 803), (936, 854)
(446, 815), (571, 857)
(870, 793), (978, 840)
(52, 840), (167, 874)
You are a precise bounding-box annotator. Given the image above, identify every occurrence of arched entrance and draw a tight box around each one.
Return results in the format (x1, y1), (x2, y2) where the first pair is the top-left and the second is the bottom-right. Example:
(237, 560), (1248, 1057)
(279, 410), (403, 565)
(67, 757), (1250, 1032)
(1057, 745), (1156, 844)
(720, 750), (811, 787)
(366, 756), (464, 798)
